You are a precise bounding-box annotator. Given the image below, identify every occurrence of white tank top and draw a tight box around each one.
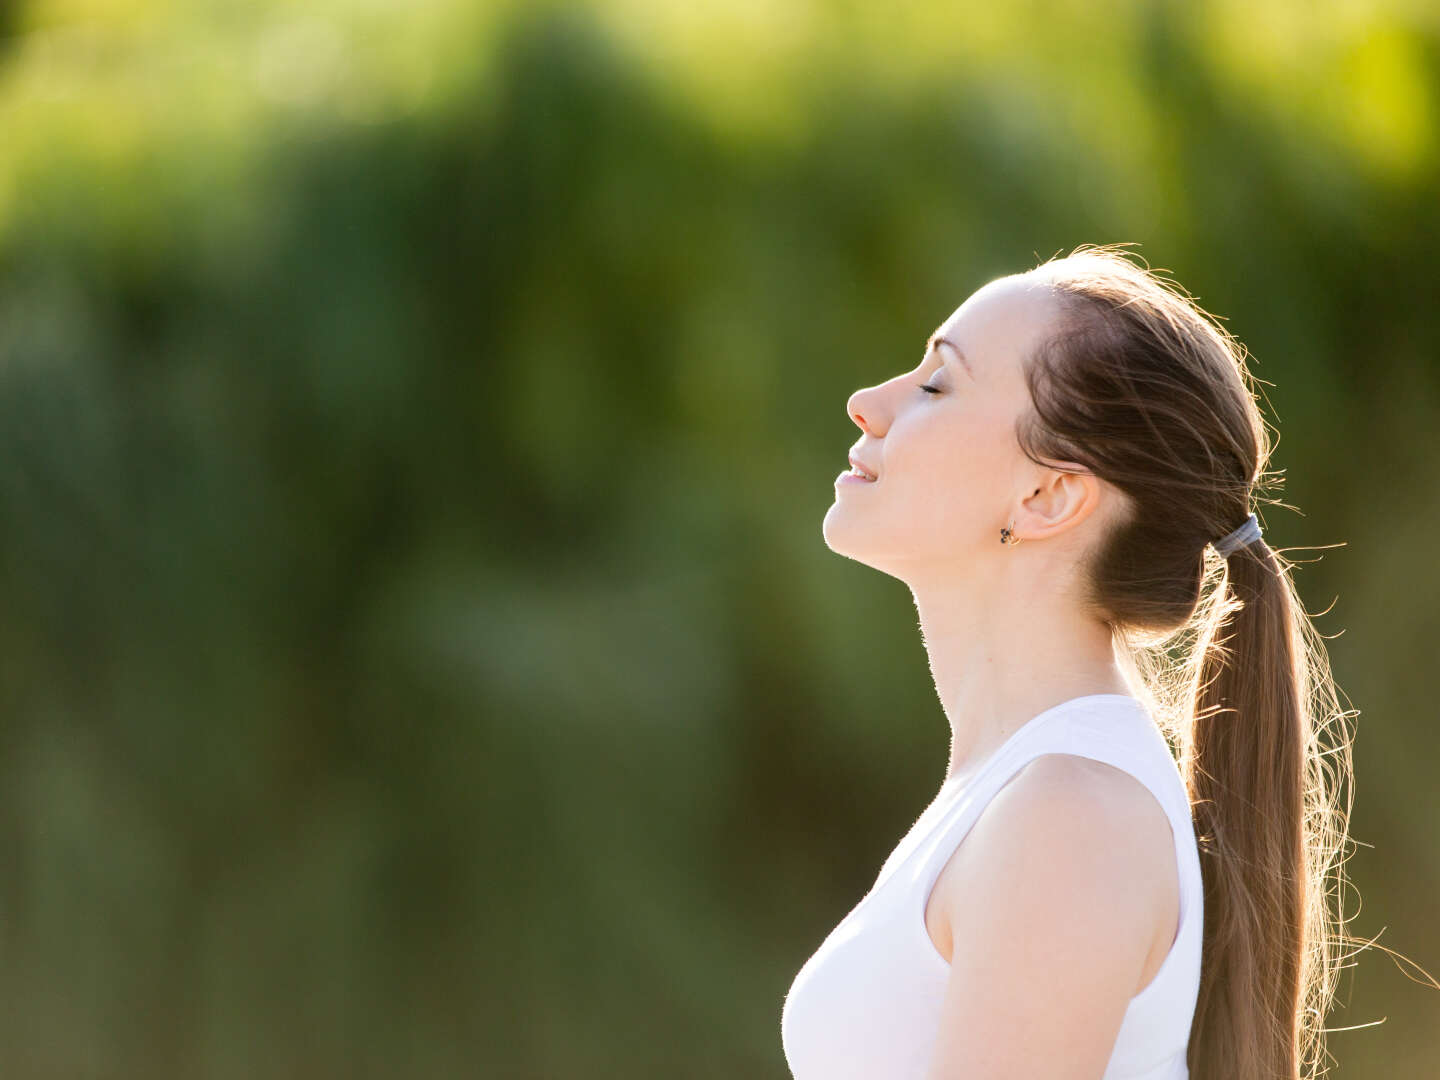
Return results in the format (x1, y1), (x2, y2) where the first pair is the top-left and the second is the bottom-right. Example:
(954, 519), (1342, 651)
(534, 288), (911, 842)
(781, 694), (1203, 1079)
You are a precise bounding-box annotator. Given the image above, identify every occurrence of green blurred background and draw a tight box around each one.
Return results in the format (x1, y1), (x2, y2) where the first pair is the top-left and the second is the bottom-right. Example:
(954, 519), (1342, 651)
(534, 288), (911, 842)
(0, 0), (1436, 1076)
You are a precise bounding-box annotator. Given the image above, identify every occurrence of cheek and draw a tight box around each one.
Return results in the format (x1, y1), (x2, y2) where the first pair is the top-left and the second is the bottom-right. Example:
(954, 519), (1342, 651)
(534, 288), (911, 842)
(914, 404), (1003, 474)
(913, 413), (1011, 511)
(966, 416), (1018, 478)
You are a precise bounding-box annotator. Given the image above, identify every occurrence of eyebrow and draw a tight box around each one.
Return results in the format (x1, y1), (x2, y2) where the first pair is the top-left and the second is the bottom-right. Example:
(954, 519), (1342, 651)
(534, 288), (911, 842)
(927, 334), (975, 379)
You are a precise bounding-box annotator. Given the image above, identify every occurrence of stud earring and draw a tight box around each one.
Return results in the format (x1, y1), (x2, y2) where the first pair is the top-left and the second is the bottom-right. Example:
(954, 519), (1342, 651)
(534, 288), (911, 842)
(1000, 520), (1023, 546)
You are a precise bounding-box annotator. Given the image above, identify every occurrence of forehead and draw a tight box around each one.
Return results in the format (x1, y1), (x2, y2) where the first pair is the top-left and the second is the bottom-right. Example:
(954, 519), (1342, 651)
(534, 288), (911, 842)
(933, 274), (1063, 383)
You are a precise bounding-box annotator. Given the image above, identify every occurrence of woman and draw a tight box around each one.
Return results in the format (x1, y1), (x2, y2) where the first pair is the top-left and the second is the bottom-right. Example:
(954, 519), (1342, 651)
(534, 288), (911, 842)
(781, 244), (1356, 1079)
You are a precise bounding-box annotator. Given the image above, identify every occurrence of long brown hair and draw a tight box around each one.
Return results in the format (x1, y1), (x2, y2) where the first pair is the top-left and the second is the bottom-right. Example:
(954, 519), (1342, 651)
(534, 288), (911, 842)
(1017, 243), (1360, 1079)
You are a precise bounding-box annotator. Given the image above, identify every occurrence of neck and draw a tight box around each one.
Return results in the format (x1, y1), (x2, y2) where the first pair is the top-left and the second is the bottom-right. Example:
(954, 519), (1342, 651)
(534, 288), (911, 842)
(910, 562), (1131, 784)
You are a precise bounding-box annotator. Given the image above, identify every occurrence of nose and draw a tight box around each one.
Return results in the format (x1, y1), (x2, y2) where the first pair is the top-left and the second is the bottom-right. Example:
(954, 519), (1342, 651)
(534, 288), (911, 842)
(848, 383), (880, 435)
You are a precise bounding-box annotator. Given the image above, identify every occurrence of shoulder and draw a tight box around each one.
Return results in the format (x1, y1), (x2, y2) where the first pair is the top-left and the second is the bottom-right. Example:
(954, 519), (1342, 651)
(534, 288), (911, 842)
(1002, 752), (1176, 840)
(972, 751), (1178, 911)
(923, 753), (1178, 1075)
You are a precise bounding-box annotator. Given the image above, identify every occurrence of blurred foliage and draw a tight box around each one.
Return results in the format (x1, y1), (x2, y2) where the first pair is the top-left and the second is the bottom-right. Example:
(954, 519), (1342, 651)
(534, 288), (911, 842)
(0, 0), (1436, 1075)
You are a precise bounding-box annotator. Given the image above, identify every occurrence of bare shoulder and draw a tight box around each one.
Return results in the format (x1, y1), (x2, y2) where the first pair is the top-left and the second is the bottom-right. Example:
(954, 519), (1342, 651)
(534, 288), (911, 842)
(922, 754), (1182, 1076)
(1008, 752), (1177, 837)
(978, 753), (1179, 949)
(933, 748), (1180, 984)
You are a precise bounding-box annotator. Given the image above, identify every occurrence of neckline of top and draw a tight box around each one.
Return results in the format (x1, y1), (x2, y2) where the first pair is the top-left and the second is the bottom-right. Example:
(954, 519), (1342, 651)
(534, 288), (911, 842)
(938, 693), (1146, 790)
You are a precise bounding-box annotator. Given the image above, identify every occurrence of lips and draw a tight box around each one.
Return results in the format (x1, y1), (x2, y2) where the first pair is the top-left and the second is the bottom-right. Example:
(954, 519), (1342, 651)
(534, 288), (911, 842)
(847, 455), (878, 481)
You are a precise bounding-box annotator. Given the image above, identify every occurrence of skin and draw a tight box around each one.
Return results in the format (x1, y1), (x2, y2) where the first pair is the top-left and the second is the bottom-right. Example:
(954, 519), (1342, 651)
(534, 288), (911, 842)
(823, 270), (1181, 1078)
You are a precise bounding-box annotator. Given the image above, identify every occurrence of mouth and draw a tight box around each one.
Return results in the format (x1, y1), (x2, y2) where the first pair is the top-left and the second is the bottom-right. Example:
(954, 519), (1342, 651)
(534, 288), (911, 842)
(846, 456), (878, 481)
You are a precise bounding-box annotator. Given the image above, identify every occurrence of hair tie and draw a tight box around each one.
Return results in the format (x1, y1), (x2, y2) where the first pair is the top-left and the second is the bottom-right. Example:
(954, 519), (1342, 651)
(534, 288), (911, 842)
(1211, 512), (1261, 557)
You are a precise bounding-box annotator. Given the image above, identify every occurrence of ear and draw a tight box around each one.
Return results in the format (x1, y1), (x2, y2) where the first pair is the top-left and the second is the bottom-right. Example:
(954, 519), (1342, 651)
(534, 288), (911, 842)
(1014, 465), (1102, 543)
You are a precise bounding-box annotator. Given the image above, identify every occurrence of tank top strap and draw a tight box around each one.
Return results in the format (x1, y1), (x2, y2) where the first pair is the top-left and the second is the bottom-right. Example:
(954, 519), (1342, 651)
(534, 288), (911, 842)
(914, 695), (1194, 874)
(870, 695), (1202, 930)
(985, 694), (1189, 821)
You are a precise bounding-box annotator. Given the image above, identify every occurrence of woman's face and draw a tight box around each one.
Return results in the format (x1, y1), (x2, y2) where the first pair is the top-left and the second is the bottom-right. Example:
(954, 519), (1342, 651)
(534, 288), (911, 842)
(823, 273), (1068, 579)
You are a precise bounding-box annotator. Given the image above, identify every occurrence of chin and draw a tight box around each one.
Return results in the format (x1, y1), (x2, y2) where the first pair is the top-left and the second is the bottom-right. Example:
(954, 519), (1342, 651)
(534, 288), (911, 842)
(821, 506), (875, 564)
(821, 504), (854, 555)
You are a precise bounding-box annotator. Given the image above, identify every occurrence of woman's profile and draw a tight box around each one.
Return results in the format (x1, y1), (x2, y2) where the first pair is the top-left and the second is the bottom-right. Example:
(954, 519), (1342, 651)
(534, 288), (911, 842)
(781, 244), (1358, 1079)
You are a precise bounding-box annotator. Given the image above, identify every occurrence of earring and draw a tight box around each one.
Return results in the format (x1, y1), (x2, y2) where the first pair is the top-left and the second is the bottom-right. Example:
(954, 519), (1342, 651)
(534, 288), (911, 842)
(1000, 519), (1023, 546)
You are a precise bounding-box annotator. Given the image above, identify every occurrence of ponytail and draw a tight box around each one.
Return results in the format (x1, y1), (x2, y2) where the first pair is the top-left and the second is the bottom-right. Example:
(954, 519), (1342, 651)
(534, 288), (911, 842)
(1184, 536), (1350, 1079)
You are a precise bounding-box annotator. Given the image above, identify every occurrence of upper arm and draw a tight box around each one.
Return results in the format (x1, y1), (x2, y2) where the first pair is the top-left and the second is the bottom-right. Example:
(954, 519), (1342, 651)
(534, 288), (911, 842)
(924, 755), (1174, 1080)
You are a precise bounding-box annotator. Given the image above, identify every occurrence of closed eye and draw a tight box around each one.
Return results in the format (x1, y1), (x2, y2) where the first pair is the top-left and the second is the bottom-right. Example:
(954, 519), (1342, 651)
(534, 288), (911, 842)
(918, 383), (942, 395)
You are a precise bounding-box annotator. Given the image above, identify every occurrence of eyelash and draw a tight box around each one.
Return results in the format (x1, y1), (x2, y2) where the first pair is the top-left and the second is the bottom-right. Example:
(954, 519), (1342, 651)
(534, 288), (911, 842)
(918, 383), (941, 395)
